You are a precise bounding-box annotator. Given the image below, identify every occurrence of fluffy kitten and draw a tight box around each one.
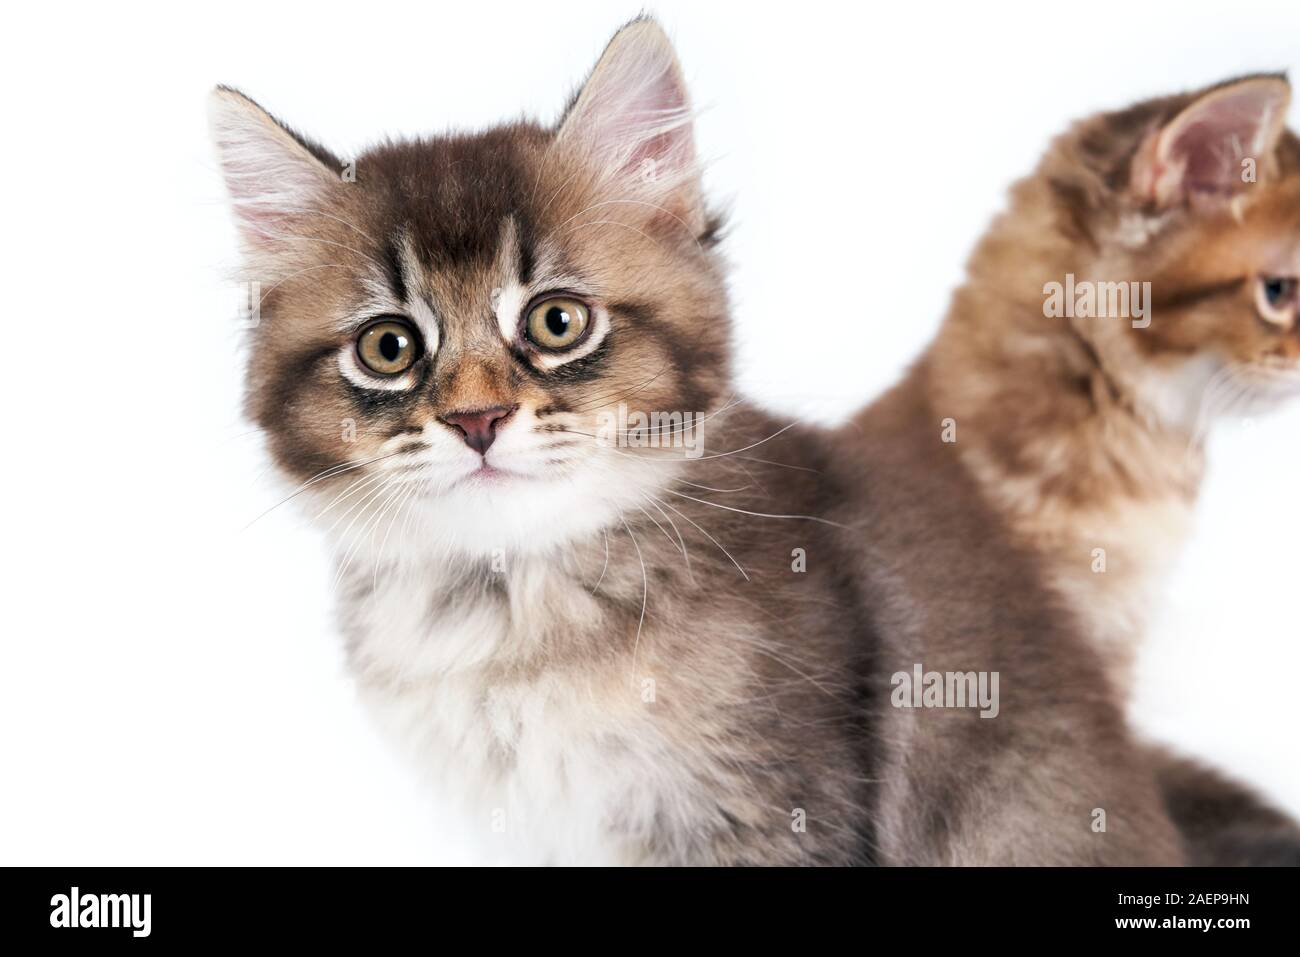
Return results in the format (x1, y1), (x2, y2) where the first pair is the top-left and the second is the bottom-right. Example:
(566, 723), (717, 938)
(850, 75), (1300, 862)
(215, 19), (871, 865)
(213, 18), (1183, 864)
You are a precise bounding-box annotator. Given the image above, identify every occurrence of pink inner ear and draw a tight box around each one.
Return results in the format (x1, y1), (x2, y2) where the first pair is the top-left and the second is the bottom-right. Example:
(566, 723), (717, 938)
(211, 93), (336, 246)
(553, 21), (705, 232)
(572, 59), (695, 181)
(620, 69), (694, 178)
(1142, 80), (1290, 205)
(216, 141), (328, 244)
(558, 21), (699, 192)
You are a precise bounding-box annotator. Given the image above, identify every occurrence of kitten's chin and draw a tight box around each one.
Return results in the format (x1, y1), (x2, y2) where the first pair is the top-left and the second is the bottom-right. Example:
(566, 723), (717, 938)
(364, 458), (670, 563)
(451, 463), (528, 488)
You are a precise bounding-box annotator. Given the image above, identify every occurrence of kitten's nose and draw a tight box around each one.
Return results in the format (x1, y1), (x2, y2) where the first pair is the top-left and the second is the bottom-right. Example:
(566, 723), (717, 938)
(439, 405), (516, 455)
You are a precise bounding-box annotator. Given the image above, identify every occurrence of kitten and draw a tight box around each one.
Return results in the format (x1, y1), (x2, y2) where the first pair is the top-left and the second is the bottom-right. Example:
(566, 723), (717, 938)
(213, 18), (1182, 864)
(845, 75), (1300, 862)
(214, 18), (871, 865)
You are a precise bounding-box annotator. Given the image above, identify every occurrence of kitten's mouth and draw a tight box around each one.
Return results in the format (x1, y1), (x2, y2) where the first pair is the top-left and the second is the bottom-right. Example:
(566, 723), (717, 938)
(457, 462), (519, 486)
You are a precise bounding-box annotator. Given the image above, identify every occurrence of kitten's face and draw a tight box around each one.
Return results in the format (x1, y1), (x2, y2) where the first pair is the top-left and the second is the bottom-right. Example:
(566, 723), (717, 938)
(1061, 76), (1300, 419)
(214, 21), (729, 556)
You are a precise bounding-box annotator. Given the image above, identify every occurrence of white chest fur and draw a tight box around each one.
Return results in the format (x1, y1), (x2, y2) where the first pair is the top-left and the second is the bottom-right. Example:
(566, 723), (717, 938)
(1035, 494), (1195, 695)
(962, 415), (1200, 697)
(337, 556), (691, 865)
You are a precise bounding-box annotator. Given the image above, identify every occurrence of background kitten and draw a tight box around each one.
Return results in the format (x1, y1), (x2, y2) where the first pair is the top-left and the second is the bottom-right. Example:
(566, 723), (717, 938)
(928, 75), (1298, 691)
(863, 75), (1300, 861)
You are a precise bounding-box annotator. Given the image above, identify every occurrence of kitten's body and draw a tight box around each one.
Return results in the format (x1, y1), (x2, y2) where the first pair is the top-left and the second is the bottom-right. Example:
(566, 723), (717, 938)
(832, 366), (1182, 864)
(932, 252), (1203, 690)
(923, 176), (1205, 693)
(338, 409), (874, 865)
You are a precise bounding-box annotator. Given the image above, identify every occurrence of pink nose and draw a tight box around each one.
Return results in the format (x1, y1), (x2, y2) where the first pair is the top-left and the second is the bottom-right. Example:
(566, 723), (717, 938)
(439, 405), (515, 454)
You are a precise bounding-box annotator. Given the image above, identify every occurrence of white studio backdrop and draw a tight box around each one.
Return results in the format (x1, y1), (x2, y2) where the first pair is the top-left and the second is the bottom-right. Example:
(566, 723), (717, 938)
(0, 0), (1296, 864)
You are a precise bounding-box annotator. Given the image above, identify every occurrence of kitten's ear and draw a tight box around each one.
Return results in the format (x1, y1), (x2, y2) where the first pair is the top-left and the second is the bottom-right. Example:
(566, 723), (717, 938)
(556, 18), (704, 232)
(209, 87), (341, 245)
(1131, 75), (1291, 208)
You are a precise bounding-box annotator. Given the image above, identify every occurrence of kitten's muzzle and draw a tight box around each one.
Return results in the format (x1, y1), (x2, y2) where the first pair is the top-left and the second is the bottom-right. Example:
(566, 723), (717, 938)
(438, 405), (517, 455)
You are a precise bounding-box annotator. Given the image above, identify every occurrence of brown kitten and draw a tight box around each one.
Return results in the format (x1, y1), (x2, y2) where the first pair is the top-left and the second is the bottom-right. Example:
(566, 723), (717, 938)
(849, 75), (1300, 863)
(213, 18), (1184, 865)
(214, 18), (873, 865)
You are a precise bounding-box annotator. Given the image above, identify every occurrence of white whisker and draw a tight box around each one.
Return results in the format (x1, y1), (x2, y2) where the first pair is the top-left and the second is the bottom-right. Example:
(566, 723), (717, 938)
(666, 488), (846, 528)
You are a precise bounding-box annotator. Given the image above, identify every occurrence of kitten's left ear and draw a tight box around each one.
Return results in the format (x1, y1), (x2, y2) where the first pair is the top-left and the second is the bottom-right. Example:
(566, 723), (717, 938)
(1131, 75), (1291, 208)
(556, 18), (704, 234)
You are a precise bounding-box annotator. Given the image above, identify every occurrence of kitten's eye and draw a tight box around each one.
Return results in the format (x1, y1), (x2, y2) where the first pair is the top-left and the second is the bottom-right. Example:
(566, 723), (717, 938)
(525, 297), (590, 351)
(1256, 276), (1298, 327)
(356, 318), (421, 375)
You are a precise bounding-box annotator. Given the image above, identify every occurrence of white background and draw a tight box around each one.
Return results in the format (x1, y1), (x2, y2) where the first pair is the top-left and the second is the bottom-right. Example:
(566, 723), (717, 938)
(1, 0), (1297, 864)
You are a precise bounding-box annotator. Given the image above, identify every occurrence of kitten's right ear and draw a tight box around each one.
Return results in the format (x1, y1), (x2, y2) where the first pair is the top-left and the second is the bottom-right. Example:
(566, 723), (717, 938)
(209, 87), (340, 245)
(1130, 75), (1291, 208)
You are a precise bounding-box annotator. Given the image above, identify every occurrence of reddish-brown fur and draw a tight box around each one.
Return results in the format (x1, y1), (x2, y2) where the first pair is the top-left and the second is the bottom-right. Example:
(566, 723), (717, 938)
(844, 75), (1300, 863)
